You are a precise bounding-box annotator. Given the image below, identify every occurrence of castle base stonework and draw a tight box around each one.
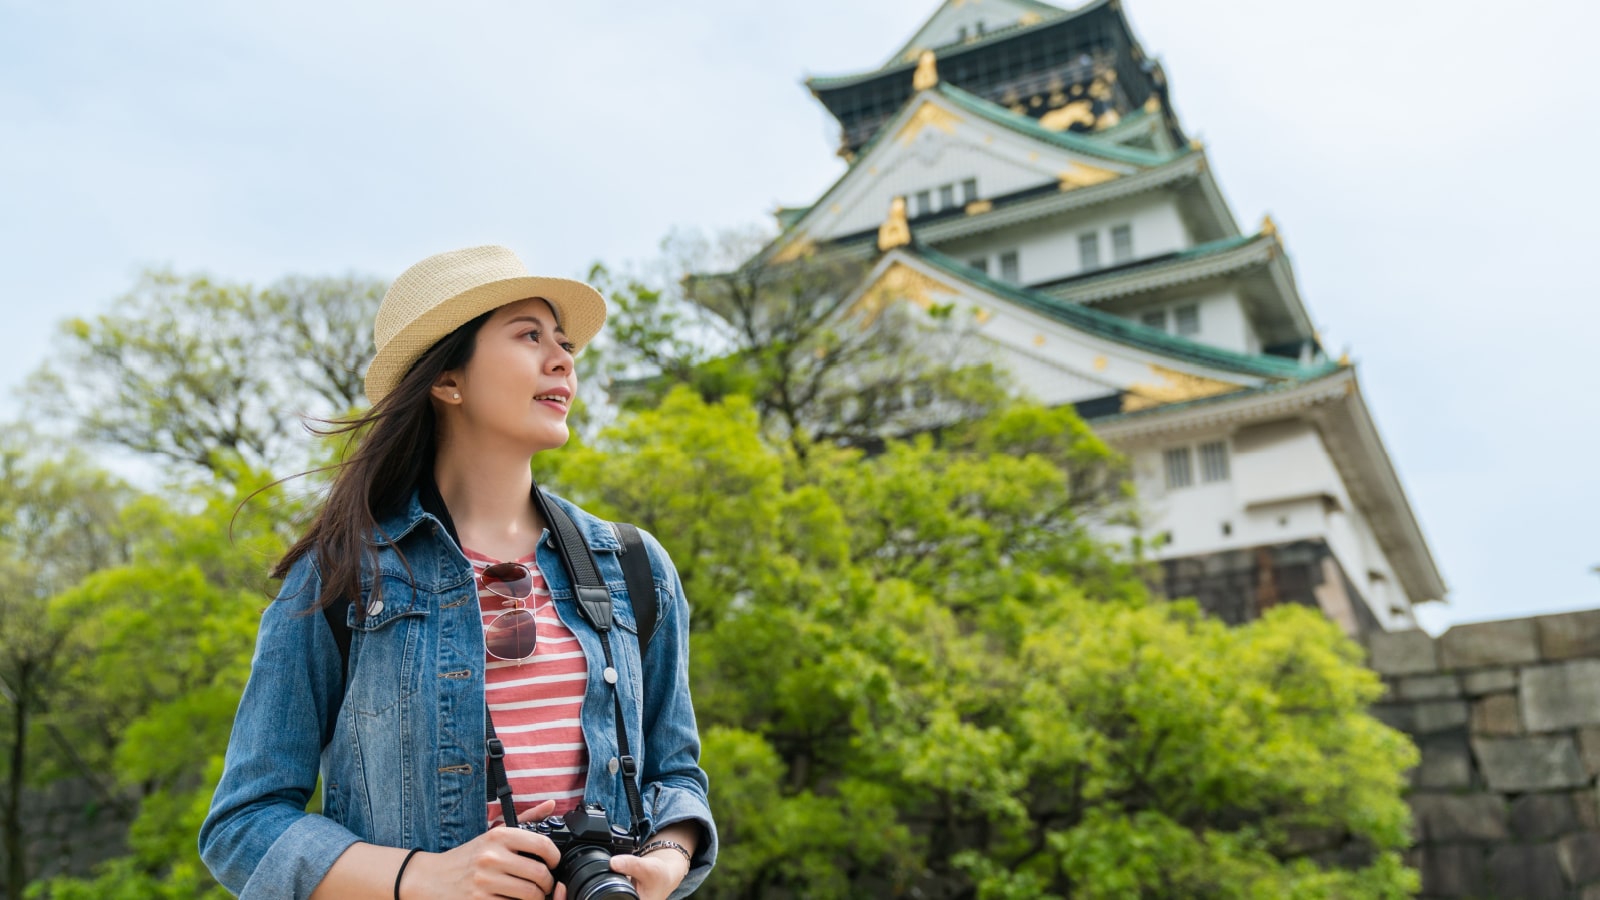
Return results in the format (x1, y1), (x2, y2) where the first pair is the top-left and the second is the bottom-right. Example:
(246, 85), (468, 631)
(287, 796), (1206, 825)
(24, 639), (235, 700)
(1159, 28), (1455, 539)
(1368, 610), (1600, 898)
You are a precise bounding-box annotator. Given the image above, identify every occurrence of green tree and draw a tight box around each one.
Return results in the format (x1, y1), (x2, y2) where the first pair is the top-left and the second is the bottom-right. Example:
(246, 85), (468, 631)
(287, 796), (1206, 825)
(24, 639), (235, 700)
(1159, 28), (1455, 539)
(593, 229), (1005, 460)
(545, 389), (1417, 899)
(26, 269), (383, 479)
(0, 430), (132, 898)
(28, 468), (294, 900)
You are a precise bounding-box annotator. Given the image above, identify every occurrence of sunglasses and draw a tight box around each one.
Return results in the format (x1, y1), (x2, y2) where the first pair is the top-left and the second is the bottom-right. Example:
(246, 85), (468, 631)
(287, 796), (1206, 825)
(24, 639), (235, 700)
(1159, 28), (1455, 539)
(482, 562), (539, 662)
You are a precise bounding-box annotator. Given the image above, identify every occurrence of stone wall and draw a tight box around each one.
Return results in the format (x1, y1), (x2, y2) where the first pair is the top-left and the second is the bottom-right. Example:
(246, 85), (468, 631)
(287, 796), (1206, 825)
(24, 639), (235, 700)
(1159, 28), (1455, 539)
(1367, 609), (1600, 899)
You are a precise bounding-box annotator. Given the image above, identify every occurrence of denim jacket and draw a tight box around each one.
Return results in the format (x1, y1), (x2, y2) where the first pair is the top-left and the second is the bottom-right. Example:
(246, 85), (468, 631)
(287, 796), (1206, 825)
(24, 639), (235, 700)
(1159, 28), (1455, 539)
(199, 490), (716, 899)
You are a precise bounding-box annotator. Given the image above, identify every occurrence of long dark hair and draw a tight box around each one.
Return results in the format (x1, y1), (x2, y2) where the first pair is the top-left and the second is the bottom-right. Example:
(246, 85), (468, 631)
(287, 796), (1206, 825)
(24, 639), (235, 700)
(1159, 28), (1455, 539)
(272, 311), (492, 609)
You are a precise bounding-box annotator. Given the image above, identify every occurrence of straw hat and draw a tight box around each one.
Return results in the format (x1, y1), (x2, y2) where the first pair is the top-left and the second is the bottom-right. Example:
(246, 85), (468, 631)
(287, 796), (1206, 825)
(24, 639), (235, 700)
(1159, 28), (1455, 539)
(364, 245), (606, 404)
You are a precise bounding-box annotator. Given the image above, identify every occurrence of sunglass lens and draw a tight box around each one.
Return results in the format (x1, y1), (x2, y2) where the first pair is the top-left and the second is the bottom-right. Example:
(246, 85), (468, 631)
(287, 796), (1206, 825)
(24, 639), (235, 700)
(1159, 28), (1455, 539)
(482, 562), (534, 601)
(485, 609), (537, 661)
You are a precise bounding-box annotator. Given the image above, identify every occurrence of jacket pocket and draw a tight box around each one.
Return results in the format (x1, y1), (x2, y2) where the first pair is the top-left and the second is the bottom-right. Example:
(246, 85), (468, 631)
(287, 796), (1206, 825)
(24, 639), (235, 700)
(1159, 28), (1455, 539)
(344, 575), (430, 717)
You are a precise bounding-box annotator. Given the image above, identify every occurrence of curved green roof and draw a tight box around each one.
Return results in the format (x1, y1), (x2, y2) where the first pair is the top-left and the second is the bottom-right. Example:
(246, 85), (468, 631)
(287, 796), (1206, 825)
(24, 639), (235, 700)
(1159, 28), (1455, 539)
(935, 83), (1176, 168)
(908, 243), (1332, 382)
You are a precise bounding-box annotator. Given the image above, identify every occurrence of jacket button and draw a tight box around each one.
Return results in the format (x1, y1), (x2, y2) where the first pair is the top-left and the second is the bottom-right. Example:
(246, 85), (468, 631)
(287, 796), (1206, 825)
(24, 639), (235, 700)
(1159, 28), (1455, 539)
(608, 757), (620, 775)
(367, 600), (384, 617)
(603, 666), (618, 684)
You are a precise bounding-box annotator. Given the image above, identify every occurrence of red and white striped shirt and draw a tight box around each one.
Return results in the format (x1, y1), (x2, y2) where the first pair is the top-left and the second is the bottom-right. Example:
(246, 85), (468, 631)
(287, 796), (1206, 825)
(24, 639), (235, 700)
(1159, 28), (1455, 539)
(465, 548), (589, 826)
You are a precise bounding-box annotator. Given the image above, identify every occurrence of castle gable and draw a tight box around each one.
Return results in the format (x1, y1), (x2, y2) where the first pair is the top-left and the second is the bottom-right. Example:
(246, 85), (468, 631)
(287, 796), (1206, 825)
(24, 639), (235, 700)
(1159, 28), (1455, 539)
(785, 90), (1141, 248)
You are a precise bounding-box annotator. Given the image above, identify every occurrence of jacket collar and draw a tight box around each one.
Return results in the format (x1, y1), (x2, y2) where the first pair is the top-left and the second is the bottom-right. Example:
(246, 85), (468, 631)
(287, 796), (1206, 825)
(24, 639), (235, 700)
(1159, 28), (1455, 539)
(372, 472), (620, 553)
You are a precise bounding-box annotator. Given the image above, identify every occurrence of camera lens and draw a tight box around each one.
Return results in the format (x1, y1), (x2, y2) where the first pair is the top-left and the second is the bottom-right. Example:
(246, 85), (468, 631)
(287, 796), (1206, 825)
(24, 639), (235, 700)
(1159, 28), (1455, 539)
(560, 846), (640, 900)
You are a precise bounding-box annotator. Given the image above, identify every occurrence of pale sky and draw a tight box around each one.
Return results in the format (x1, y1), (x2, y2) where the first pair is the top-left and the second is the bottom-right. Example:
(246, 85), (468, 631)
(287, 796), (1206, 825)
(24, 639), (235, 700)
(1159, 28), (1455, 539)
(2, 0), (1596, 632)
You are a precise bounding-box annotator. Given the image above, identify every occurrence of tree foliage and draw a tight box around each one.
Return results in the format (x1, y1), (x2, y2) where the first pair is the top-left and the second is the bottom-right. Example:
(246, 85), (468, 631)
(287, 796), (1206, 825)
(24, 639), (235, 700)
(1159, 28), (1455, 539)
(541, 389), (1418, 898)
(26, 269), (382, 479)
(27, 470), (294, 900)
(593, 229), (1006, 459)
(0, 431), (132, 898)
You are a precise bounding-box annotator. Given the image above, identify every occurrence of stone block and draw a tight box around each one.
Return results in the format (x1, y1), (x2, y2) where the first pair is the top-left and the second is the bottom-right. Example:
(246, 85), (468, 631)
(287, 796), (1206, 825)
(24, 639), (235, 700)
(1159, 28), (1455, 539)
(1510, 792), (1583, 840)
(1489, 843), (1569, 899)
(1413, 737), (1473, 789)
(1397, 673), (1462, 700)
(1574, 784), (1600, 826)
(1580, 728), (1600, 777)
(1462, 667), (1519, 696)
(1367, 628), (1439, 675)
(1371, 703), (1415, 734)
(1410, 792), (1509, 842)
(1439, 618), (1542, 670)
(1416, 843), (1488, 897)
(1471, 693), (1523, 736)
(1473, 735), (1590, 792)
(1539, 609), (1600, 660)
(1561, 832), (1600, 884)
(1522, 660), (1600, 732)
(1415, 700), (1470, 734)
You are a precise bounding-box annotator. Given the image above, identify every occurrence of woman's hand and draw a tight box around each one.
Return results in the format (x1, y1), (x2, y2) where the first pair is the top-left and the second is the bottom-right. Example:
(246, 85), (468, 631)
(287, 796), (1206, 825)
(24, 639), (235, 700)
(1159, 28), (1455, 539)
(608, 844), (691, 900)
(400, 800), (565, 900)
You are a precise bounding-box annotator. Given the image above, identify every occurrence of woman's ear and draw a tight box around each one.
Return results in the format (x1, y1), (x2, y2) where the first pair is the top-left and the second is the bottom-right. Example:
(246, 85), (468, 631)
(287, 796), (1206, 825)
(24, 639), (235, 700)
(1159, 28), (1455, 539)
(431, 372), (463, 405)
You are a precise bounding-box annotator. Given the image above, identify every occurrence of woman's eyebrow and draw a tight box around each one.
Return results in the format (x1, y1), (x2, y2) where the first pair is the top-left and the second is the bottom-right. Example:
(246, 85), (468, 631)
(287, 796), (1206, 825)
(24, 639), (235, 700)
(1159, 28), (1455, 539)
(505, 314), (567, 336)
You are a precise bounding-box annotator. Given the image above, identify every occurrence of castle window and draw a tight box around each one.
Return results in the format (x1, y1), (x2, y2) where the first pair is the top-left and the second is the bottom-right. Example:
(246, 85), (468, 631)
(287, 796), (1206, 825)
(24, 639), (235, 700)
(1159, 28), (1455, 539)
(939, 183), (956, 210)
(1174, 304), (1200, 336)
(1163, 447), (1193, 489)
(1078, 231), (1101, 270)
(914, 190), (932, 218)
(968, 256), (989, 274)
(999, 250), (1020, 283)
(961, 178), (978, 204)
(1199, 441), (1230, 482)
(1111, 224), (1134, 263)
(1140, 309), (1166, 331)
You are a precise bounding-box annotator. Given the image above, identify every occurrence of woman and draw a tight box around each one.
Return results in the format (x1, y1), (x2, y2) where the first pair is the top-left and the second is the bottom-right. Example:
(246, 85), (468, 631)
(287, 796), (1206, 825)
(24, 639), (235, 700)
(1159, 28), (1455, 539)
(200, 246), (715, 900)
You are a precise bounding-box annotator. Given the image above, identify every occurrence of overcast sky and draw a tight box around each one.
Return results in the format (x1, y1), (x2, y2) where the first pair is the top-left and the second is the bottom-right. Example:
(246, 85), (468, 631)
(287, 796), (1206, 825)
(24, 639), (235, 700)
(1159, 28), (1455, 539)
(2, 0), (1596, 633)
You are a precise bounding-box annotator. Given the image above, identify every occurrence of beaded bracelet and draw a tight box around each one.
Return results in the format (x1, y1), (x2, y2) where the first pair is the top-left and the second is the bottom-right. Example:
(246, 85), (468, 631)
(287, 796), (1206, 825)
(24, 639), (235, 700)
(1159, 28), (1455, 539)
(394, 847), (423, 900)
(637, 839), (693, 867)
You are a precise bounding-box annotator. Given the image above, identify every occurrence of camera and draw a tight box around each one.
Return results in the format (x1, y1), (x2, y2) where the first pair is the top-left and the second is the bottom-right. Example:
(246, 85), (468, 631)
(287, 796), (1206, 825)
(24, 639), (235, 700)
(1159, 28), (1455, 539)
(519, 802), (642, 900)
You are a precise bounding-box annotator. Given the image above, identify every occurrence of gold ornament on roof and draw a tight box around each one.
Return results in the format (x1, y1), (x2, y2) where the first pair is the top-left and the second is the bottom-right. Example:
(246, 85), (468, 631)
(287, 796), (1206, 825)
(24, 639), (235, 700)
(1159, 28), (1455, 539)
(1261, 214), (1279, 239)
(1143, 94), (1161, 113)
(913, 50), (939, 91)
(1095, 108), (1122, 129)
(1121, 365), (1243, 413)
(852, 261), (950, 324)
(878, 196), (911, 251)
(1040, 99), (1095, 130)
(1058, 162), (1119, 191)
(895, 100), (960, 145)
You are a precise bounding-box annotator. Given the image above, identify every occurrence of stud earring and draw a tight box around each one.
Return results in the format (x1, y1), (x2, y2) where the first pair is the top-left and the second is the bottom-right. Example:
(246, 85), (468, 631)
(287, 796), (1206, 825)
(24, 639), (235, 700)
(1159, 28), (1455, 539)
(452, 393), (460, 400)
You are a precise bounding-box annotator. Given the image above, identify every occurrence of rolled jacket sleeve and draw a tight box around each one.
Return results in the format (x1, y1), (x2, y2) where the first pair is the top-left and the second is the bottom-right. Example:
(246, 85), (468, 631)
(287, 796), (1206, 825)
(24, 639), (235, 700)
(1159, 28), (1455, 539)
(637, 528), (718, 899)
(199, 556), (360, 899)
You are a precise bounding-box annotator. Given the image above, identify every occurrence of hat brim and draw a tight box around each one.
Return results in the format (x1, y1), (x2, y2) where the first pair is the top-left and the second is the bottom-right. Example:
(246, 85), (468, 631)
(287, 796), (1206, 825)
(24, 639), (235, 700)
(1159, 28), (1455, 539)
(364, 275), (605, 404)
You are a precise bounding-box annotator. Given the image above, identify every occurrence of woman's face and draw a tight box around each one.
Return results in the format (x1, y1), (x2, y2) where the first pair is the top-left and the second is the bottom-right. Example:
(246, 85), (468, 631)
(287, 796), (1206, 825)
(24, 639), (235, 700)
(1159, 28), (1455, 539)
(437, 297), (577, 456)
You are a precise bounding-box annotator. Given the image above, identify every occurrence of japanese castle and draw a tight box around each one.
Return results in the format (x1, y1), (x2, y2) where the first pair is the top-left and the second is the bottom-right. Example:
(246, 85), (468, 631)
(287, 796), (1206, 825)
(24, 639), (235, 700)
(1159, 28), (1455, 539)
(771, 0), (1444, 632)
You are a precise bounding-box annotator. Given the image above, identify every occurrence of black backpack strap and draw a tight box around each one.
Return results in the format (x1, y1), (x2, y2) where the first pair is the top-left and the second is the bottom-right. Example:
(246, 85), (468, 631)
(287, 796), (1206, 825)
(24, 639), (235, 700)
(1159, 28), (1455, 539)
(612, 522), (659, 658)
(533, 487), (649, 836)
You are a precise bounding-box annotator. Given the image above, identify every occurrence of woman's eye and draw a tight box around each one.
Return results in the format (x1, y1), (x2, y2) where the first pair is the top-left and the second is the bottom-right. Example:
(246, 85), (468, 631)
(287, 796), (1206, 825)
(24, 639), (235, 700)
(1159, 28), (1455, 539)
(561, 342), (577, 354)
(524, 330), (541, 343)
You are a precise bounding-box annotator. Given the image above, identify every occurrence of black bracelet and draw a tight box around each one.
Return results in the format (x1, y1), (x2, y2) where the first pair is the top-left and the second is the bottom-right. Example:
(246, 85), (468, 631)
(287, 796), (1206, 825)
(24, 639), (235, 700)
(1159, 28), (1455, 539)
(394, 847), (423, 900)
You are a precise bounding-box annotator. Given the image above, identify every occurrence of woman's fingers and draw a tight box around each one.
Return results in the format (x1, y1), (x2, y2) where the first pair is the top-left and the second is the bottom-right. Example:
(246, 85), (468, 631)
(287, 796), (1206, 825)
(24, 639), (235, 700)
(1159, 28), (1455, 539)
(516, 798), (558, 825)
